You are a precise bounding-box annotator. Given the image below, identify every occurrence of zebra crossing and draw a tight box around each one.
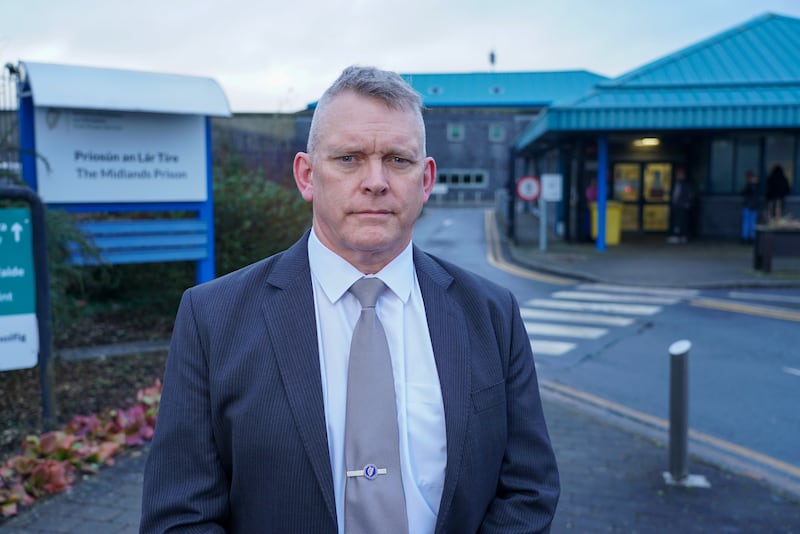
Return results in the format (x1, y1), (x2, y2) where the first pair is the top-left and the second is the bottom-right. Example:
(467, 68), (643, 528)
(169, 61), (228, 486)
(523, 283), (699, 357)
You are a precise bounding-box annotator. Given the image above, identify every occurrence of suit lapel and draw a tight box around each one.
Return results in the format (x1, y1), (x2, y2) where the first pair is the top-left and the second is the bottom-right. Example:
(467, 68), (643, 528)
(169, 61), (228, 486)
(414, 248), (471, 531)
(262, 233), (337, 524)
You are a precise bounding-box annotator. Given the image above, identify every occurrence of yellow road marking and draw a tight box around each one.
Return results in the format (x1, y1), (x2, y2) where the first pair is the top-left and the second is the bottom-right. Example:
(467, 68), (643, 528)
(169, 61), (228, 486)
(483, 210), (575, 285)
(691, 297), (800, 322)
(540, 379), (800, 480)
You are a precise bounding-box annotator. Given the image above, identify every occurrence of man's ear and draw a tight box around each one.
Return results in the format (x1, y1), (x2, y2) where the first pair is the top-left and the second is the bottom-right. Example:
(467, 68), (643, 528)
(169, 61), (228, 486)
(293, 152), (314, 202)
(421, 157), (436, 202)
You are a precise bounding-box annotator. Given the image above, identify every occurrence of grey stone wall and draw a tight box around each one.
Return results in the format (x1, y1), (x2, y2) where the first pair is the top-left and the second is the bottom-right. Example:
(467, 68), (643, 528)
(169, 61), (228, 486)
(423, 108), (537, 204)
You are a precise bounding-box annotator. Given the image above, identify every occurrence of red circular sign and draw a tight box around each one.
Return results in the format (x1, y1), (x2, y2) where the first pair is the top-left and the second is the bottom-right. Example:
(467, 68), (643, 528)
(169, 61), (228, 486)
(516, 176), (541, 201)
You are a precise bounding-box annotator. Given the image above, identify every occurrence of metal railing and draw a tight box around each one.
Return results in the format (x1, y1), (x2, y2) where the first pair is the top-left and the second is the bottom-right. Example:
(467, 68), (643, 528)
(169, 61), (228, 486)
(1, 65), (20, 183)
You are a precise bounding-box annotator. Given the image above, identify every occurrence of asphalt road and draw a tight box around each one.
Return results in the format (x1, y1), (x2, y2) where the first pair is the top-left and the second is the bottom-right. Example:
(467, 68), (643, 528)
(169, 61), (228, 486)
(414, 206), (800, 486)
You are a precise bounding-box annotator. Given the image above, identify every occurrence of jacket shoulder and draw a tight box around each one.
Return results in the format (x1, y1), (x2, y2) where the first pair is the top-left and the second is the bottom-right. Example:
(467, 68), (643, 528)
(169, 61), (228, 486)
(188, 233), (310, 300)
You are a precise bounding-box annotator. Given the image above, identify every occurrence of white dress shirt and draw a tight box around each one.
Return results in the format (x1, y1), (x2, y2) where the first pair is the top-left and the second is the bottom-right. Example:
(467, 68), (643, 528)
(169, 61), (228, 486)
(308, 229), (447, 534)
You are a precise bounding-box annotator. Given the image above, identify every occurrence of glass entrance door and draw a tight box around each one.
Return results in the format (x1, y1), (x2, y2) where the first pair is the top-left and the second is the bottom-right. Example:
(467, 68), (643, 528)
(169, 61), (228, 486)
(612, 162), (673, 233)
(613, 163), (641, 232)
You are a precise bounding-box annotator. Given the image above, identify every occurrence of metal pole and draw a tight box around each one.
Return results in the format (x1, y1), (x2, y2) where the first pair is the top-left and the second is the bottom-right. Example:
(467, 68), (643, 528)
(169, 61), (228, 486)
(538, 195), (547, 252)
(668, 339), (691, 482)
(196, 117), (215, 284)
(596, 134), (608, 251)
(506, 147), (516, 241)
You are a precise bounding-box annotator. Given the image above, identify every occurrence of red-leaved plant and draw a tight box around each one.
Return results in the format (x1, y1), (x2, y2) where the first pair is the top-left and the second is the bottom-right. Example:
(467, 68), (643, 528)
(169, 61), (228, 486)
(0, 378), (161, 518)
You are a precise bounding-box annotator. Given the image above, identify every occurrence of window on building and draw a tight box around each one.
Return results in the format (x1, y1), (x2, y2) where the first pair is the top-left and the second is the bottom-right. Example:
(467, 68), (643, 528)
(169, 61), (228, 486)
(796, 138), (800, 193)
(710, 139), (734, 193)
(488, 124), (506, 143)
(437, 169), (488, 188)
(765, 134), (795, 190)
(734, 137), (760, 193)
(446, 123), (465, 142)
(710, 134), (799, 194)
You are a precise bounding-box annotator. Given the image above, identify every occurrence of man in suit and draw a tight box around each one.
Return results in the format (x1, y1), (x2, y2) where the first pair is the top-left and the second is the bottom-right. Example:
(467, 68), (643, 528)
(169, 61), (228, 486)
(140, 65), (559, 533)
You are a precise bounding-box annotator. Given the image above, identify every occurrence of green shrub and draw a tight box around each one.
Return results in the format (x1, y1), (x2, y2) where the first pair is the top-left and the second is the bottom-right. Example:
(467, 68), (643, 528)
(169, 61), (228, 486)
(42, 208), (105, 338)
(213, 160), (311, 276)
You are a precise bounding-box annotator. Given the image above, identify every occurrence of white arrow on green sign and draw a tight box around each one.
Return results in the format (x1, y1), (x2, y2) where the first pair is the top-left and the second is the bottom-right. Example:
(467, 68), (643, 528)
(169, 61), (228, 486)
(0, 207), (39, 371)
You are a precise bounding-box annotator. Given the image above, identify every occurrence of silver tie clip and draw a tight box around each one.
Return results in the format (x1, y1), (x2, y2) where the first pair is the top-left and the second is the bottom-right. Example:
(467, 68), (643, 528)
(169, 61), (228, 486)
(346, 464), (388, 480)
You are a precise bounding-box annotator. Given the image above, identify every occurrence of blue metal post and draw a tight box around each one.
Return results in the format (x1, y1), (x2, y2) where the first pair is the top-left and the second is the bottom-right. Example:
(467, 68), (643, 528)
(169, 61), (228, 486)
(596, 134), (608, 252)
(17, 78), (37, 190)
(196, 117), (216, 284)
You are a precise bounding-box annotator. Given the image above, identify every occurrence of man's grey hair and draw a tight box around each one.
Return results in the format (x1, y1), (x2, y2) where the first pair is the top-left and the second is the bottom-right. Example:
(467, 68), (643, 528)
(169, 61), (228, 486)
(307, 65), (425, 154)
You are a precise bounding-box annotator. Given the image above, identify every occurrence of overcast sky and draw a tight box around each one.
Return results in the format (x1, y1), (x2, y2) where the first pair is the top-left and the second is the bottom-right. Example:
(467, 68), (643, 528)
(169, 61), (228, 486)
(3, 0), (799, 113)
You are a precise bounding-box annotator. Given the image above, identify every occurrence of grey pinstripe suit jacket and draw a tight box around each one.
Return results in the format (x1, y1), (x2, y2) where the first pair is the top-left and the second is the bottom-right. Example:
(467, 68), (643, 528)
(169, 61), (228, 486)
(140, 231), (559, 533)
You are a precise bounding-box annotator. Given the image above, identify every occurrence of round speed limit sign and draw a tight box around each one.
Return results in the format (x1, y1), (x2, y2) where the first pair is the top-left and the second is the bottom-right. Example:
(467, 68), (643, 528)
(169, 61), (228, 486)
(516, 176), (541, 201)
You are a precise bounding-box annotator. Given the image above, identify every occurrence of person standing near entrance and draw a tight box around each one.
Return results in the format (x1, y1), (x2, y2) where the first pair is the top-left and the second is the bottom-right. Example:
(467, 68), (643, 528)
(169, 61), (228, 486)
(766, 164), (791, 221)
(668, 166), (695, 243)
(140, 65), (560, 533)
(740, 170), (761, 243)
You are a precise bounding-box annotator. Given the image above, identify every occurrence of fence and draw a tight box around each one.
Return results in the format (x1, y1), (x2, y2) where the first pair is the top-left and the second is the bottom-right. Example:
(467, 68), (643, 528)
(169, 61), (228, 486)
(1, 66), (20, 181)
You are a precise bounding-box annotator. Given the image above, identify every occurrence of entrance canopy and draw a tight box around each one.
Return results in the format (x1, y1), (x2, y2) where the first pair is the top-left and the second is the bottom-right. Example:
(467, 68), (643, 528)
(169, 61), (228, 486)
(516, 13), (800, 155)
(20, 61), (231, 116)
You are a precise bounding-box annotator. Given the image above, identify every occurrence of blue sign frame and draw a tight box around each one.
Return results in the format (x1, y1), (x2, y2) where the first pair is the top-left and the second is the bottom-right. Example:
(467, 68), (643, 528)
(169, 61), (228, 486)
(17, 77), (216, 284)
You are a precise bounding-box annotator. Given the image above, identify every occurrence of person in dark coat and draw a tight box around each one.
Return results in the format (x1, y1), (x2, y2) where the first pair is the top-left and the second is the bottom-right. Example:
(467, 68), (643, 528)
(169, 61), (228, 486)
(668, 167), (695, 243)
(766, 164), (791, 220)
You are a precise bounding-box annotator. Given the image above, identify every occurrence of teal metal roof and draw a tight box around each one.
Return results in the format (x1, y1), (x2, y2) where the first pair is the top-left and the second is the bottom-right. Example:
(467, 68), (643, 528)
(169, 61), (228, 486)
(516, 13), (800, 151)
(401, 70), (608, 108)
(603, 13), (800, 87)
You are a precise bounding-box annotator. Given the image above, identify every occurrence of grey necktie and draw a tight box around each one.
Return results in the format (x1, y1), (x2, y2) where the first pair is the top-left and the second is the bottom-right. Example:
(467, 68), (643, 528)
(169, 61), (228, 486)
(344, 277), (408, 534)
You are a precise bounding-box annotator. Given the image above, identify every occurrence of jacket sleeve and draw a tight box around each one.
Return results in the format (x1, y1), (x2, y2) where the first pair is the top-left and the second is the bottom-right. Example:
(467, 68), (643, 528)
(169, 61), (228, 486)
(479, 292), (560, 533)
(139, 289), (229, 533)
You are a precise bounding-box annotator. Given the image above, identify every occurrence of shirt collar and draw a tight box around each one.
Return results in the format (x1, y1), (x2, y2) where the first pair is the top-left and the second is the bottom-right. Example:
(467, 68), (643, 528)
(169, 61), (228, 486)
(308, 227), (414, 305)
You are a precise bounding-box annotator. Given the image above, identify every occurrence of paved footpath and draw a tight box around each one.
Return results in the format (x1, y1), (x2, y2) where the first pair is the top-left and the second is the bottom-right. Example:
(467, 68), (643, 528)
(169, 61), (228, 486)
(543, 400), (799, 533)
(3, 398), (799, 533)
(1, 448), (146, 533)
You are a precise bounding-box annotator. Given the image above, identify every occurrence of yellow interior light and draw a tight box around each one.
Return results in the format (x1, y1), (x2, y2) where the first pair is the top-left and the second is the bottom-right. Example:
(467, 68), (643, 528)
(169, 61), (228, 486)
(634, 137), (661, 147)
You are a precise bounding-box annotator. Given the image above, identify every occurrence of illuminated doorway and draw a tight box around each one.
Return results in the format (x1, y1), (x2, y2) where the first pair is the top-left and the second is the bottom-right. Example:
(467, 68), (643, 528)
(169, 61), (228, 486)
(613, 162), (673, 233)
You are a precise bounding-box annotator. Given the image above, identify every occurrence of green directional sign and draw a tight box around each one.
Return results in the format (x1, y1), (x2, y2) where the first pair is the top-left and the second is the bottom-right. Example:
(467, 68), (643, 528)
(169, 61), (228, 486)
(0, 207), (39, 370)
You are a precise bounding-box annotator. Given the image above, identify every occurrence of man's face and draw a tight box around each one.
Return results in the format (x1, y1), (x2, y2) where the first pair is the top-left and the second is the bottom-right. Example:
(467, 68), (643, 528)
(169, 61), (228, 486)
(293, 90), (435, 273)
